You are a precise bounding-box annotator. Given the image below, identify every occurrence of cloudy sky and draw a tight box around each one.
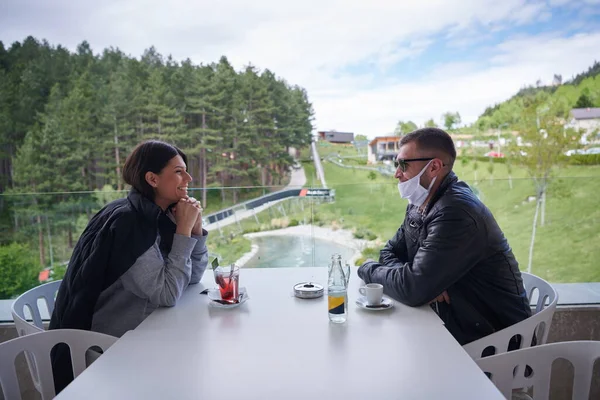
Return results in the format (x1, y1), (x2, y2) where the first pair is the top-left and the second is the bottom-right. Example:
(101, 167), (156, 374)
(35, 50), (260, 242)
(2, 0), (600, 138)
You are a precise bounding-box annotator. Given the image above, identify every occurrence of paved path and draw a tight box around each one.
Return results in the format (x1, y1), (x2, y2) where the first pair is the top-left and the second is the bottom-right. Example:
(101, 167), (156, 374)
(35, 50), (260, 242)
(311, 141), (327, 188)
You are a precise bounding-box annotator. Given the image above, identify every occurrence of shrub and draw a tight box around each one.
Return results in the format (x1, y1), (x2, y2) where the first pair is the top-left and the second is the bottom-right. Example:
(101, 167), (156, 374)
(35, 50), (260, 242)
(242, 226), (262, 234)
(568, 154), (600, 165)
(0, 243), (41, 299)
(365, 231), (378, 241)
(353, 228), (377, 241)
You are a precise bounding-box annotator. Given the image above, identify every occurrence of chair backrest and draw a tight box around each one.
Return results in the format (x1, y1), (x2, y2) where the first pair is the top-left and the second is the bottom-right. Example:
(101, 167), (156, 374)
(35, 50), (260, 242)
(11, 280), (62, 333)
(476, 341), (600, 399)
(463, 272), (558, 359)
(10, 280), (63, 393)
(0, 329), (117, 400)
(522, 273), (557, 315)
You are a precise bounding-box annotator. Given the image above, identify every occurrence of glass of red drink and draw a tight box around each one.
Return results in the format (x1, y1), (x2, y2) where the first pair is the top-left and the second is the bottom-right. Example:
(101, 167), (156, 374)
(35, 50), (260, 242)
(213, 264), (240, 302)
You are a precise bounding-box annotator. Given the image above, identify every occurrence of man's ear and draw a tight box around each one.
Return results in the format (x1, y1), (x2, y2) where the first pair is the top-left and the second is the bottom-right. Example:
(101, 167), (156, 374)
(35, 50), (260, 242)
(432, 159), (445, 175)
(145, 171), (159, 188)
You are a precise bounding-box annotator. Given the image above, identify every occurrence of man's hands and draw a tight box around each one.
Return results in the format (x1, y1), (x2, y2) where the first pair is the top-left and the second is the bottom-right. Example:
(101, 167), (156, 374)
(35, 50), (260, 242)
(361, 257), (450, 306)
(429, 290), (450, 305)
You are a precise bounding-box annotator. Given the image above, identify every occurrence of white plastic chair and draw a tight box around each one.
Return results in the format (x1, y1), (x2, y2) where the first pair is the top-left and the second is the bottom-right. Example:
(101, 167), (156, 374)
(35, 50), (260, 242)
(10, 280), (62, 394)
(11, 280), (62, 335)
(0, 329), (117, 400)
(476, 341), (600, 400)
(463, 272), (558, 359)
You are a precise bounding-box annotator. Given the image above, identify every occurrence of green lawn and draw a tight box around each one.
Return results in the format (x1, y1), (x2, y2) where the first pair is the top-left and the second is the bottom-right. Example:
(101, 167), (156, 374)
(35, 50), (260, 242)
(314, 141), (364, 158)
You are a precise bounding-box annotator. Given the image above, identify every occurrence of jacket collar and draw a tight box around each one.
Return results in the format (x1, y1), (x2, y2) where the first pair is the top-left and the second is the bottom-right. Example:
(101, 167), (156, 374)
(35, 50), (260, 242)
(127, 188), (163, 222)
(423, 171), (458, 214)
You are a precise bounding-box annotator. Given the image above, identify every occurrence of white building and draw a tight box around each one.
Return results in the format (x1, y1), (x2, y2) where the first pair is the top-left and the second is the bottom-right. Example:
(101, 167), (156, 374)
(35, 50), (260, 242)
(569, 108), (600, 144)
(367, 136), (400, 164)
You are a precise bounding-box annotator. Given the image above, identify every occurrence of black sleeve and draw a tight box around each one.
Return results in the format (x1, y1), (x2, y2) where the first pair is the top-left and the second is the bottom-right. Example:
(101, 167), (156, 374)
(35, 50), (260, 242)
(378, 224), (409, 266)
(358, 207), (484, 306)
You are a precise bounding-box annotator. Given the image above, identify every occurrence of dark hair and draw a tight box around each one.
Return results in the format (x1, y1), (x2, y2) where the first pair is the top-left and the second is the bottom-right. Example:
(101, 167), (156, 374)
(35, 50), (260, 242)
(399, 127), (456, 167)
(122, 140), (188, 199)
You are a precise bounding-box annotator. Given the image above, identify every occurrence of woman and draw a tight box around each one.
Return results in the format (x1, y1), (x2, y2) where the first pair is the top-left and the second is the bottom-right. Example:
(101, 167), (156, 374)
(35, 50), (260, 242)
(50, 140), (208, 390)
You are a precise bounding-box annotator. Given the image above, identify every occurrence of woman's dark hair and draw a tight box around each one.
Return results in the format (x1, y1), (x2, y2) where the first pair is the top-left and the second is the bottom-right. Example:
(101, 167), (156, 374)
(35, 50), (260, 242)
(122, 140), (188, 199)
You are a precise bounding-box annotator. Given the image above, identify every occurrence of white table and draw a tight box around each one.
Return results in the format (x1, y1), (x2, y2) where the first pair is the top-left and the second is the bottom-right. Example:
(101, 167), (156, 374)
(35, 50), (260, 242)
(56, 267), (504, 399)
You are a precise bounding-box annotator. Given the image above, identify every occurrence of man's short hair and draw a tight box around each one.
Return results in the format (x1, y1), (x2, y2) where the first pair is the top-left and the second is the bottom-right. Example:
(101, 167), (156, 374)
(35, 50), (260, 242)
(399, 127), (456, 167)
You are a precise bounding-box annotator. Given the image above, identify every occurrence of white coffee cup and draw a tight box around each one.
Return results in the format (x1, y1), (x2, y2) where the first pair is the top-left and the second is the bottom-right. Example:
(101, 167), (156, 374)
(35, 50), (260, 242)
(359, 283), (384, 305)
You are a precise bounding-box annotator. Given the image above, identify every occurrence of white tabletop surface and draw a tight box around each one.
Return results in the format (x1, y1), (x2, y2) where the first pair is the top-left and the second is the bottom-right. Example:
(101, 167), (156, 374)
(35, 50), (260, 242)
(56, 267), (504, 400)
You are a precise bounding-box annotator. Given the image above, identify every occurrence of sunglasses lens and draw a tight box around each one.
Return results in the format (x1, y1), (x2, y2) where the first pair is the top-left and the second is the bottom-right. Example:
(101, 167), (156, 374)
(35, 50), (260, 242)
(395, 160), (406, 171)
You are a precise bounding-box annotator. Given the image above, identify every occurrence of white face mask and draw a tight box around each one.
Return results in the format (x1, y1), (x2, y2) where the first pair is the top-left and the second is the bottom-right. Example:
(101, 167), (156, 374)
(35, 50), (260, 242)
(397, 160), (436, 207)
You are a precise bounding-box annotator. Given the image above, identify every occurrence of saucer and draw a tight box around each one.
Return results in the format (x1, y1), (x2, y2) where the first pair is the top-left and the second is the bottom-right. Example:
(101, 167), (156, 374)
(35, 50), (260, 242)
(356, 296), (393, 311)
(207, 287), (249, 309)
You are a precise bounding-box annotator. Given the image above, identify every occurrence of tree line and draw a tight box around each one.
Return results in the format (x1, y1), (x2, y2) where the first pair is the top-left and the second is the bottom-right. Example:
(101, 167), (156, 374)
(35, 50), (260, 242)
(393, 112), (460, 136)
(0, 36), (314, 281)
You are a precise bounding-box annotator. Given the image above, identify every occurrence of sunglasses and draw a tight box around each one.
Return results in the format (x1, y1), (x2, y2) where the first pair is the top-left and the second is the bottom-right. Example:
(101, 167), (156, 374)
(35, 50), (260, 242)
(393, 157), (435, 172)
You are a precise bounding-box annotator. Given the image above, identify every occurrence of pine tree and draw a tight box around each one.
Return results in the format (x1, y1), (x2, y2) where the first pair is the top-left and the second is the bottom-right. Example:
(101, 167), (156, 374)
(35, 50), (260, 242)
(172, 61), (222, 206)
(142, 67), (183, 142)
(236, 65), (275, 194)
(208, 57), (239, 204)
(0, 69), (13, 191)
(574, 91), (594, 108)
(12, 85), (90, 265)
(97, 58), (139, 189)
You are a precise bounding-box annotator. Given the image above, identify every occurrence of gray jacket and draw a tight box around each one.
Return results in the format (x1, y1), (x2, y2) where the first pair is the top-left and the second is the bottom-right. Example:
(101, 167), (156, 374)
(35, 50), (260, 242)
(91, 229), (208, 337)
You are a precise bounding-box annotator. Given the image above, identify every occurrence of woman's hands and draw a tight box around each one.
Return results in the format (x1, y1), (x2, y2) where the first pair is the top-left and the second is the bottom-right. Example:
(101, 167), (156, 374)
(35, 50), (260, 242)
(173, 196), (203, 237)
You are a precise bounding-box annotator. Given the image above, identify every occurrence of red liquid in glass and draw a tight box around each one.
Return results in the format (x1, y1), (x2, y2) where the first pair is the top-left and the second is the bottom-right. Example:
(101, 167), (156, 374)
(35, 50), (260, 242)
(216, 276), (238, 301)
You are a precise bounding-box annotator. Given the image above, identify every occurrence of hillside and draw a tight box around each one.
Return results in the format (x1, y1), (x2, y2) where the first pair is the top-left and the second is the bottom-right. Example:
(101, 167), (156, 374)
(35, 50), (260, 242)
(474, 61), (600, 131)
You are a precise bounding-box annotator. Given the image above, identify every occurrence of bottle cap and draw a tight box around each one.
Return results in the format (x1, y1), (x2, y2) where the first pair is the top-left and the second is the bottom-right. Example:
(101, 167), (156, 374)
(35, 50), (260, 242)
(293, 282), (324, 299)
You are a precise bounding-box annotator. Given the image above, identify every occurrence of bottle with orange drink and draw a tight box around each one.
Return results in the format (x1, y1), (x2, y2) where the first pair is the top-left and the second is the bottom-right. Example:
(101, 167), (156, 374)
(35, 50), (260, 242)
(328, 254), (349, 323)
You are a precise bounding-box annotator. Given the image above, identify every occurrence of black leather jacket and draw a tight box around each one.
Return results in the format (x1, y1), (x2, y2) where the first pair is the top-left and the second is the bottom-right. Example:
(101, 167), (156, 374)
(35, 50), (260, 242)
(358, 171), (531, 345)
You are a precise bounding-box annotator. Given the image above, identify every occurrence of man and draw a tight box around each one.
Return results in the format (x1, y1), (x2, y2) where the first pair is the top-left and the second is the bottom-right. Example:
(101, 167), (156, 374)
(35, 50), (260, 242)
(358, 127), (531, 345)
